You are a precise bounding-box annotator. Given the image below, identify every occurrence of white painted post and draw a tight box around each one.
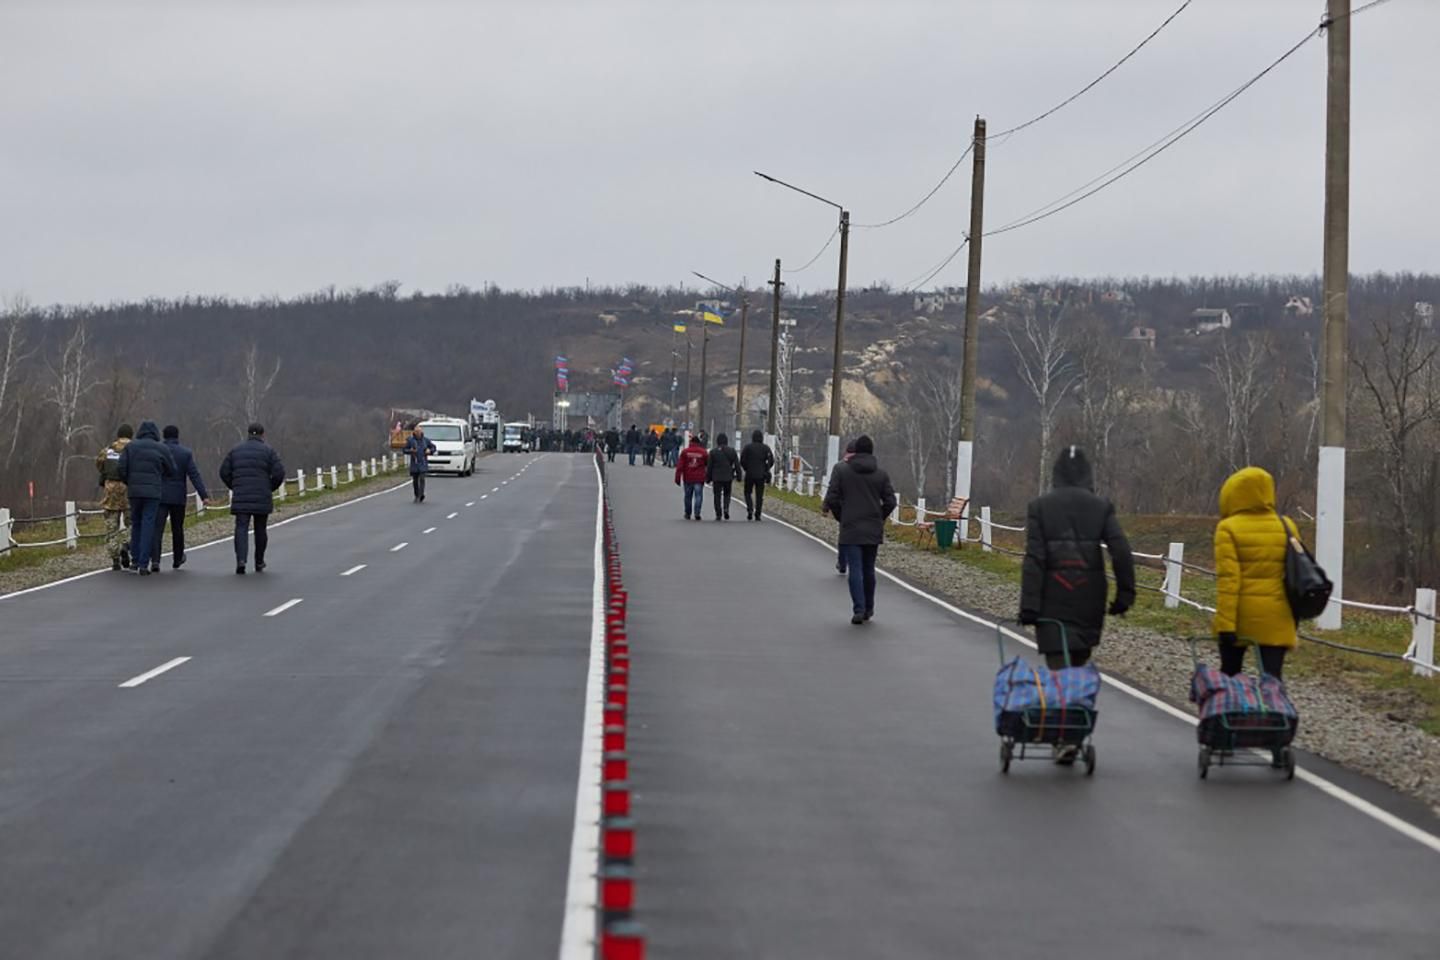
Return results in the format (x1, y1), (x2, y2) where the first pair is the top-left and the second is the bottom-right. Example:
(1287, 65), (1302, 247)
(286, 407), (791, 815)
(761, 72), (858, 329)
(0, 507), (11, 556)
(297, 472), (306, 496)
(826, 434), (841, 483)
(276, 476), (286, 500)
(1412, 588), (1436, 677)
(347, 462), (355, 483)
(315, 467), (324, 491)
(1314, 445), (1346, 629)
(954, 438), (973, 508)
(1163, 542), (1185, 610)
(195, 490), (205, 514)
(330, 465), (339, 488)
(806, 475), (816, 497)
(916, 497), (927, 520)
(65, 501), (78, 550)
(980, 506), (993, 552)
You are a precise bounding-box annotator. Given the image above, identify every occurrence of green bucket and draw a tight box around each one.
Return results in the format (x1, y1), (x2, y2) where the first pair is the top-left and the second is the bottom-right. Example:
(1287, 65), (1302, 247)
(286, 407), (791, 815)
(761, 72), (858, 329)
(933, 518), (958, 550)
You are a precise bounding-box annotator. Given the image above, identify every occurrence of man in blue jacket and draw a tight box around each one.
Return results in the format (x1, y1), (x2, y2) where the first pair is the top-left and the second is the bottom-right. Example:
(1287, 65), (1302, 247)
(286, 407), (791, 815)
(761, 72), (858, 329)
(117, 420), (177, 577)
(155, 425), (211, 571)
(403, 423), (437, 503)
(220, 422), (286, 574)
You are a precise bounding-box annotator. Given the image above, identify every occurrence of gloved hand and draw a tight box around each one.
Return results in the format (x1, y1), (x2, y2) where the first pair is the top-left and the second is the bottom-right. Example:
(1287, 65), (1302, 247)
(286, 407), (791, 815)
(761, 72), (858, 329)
(675, 478), (681, 486)
(1108, 600), (1130, 617)
(1018, 611), (1038, 626)
(1218, 631), (1238, 647)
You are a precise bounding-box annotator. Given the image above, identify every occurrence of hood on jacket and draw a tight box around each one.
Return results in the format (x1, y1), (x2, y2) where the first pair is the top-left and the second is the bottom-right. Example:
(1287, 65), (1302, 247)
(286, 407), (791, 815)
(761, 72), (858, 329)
(1052, 446), (1094, 491)
(1219, 466), (1276, 518)
(848, 452), (879, 474)
(109, 437), (132, 452)
(136, 420), (161, 441)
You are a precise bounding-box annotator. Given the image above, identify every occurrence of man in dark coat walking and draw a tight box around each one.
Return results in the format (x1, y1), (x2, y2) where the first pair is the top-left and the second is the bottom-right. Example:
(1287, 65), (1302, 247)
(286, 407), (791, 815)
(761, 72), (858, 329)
(624, 425), (641, 466)
(220, 422), (286, 574)
(604, 427), (620, 463)
(822, 435), (897, 624)
(739, 430), (774, 521)
(403, 423), (437, 503)
(156, 425), (210, 571)
(1020, 446), (1136, 670)
(706, 433), (741, 520)
(117, 420), (176, 577)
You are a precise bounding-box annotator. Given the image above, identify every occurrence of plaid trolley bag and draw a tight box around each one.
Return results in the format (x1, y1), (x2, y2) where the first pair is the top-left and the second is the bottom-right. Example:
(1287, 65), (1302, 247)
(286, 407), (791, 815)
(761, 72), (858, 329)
(1188, 638), (1299, 780)
(993, 621), (1100, 774)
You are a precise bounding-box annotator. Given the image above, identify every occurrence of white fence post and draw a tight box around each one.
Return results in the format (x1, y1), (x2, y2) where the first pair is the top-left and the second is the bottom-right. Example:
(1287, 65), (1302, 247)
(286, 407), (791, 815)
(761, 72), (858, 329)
(1413, 588), (1436, 677)
(195, 490), (205, 514)
(0, 507), (11, 556)
(916, 497), (927, 520)
(806, 475), (815, 497)
(980, 506), (993, 552)
(315, 467), (324, 491)
(276, 476), (286, 500)
(347, 462), (355, 483)
(297, 471), (306, 496)
(330, 465), (338, 488)
(1163, 542), (1185, 610)
(65, 501), (78, 550)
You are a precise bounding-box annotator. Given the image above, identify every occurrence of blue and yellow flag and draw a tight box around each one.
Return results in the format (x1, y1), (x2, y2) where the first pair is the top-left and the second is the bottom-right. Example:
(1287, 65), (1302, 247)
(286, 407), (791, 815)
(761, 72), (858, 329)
(699, 307), (726, 325)
(673, 323), (687, 333)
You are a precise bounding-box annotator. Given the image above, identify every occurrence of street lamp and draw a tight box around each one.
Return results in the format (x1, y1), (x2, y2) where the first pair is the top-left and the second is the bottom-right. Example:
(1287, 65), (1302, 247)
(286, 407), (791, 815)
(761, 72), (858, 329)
(755, 170), (850, 473)
(693, 271), (752, 440)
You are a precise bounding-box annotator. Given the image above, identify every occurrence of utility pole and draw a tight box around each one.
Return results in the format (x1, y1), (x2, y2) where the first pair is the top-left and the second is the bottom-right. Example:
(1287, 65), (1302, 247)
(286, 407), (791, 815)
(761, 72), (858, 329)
(1315, 0), (1349, 630)
(827, 210), (850, 473)
(734, 295), (750, 436)
(699, 320), (710, 432)
(669, 326), (678, 424)
(957, 116), (987, 517)
(684, 332), (693, 430)
(767, 259), (783, 438)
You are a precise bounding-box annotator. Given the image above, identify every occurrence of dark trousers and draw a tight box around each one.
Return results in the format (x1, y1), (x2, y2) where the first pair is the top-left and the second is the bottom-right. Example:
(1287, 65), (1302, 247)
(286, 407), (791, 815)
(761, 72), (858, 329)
(1220, 639), (1286, 679)
(644, 448), (656, 466)
(411, 472), (426, 500)
(1045, 648), (1092, 671)
(744, 478), (765, 518)
(234, 512), (268, 565)
(682, 481), (704, 517)
(712, 481), (733, 518)
(627, 445), (638, 465)
(157, 502), (187, 564)
(607, 447), (617, 463)
(128, 497), (160, 571)
(839, 544), (878, 615)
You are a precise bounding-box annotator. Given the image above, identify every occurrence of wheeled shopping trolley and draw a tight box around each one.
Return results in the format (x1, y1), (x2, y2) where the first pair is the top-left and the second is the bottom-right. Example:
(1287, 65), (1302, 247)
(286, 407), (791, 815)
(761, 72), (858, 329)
(994, 620), (1098, 776)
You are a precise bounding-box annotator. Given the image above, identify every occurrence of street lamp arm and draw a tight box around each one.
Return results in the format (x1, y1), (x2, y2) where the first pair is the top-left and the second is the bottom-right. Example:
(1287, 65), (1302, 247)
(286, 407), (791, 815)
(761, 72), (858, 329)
(753, 171), (844, 211)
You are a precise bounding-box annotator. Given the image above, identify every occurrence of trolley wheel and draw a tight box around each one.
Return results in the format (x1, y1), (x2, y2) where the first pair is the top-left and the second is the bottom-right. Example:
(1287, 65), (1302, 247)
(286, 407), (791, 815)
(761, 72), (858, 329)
(1283, 746), (1296, 781)
(999, 740), (1013, 774)
(1083, 744), (1096, 776)
(1198, 746), (1211, 779)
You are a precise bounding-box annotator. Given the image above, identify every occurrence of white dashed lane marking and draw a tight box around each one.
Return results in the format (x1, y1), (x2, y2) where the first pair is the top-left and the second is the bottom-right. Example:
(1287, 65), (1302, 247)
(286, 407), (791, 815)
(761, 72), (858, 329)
(391, 542), (409, 553)
(118, 657), (191, 688)
(340, 564), (366, 577)
(264, 598), (305, 617)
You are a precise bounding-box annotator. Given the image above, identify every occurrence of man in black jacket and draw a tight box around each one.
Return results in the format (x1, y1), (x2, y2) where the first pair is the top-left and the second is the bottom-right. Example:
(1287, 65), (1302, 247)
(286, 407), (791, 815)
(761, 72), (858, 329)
(220, 422), (286, 574)
(706, 433), (741, 520)
(822, 435), (897, 625)
(1019, 446), (1135, 670)
(155, 425), (211, 571)
(117, 420), (176, 577)
(738, 430), (774, 521)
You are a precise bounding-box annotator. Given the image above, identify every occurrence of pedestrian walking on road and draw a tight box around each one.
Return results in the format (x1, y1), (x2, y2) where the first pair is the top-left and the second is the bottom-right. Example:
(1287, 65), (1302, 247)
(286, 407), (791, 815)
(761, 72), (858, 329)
(707, 433), (740, 520)
(625, 425), (641, 466)
(117, 420), (176, 577)
(220, 422), (286, 574)
(674, 433), (709, 520)
(404, 423), (437, 502)
(1212, 466), (1299, 681)
(824, 440), (857, 575)
(643, 428), (659, 466)
(604, 427), (620, 463)
(95, 424), (134, 571)
(156, 425), (210, 570)
(739, 430), (774, 521)
(1019, 444), (1135, 680)
(822, 435), (896, 625)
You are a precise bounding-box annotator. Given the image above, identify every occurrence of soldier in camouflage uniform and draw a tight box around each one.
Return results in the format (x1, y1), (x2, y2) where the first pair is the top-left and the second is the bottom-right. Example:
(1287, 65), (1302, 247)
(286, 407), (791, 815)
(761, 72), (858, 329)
(96, 424), (134, 570)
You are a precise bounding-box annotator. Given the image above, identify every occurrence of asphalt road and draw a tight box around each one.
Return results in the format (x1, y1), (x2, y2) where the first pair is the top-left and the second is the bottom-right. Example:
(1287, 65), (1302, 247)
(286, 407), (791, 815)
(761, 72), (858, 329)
(0, 452), (595, 960)
(607, 461), (1440, 960)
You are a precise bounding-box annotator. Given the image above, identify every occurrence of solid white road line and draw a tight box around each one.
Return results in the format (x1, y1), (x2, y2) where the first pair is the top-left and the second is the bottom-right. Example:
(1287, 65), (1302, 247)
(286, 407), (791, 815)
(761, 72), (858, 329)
(447, 512), (459, 519)
(340, 564), (367, 577)
(119, 656), (192, 688)
(765, 513), (1440, 857)
(423, 527), (437, 534)
(390, 542), (409, 553)
(557, 454), (607, 958)
(263, 598), (305, 617)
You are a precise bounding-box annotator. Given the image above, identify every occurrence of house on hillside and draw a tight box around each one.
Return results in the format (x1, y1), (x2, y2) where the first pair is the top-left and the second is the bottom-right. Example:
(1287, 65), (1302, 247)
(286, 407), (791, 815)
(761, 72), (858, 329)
(1123, 326), (1157, 349)
(1189, 308), (1232, 335)
(913, 289), (966, 314)
(1416, 301), (1435, 329)
(1101, 289), (1134, 306)
(1284, 295), (1314, 318)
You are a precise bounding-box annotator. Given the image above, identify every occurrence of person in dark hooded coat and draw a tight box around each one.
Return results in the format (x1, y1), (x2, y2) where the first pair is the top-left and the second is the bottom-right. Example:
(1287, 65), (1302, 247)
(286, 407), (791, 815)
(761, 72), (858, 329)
(117, 420), (176, 576)
(219, 422), (286, 574)
(1019, 446), (1135, 670)
(822, 435), (897, 625)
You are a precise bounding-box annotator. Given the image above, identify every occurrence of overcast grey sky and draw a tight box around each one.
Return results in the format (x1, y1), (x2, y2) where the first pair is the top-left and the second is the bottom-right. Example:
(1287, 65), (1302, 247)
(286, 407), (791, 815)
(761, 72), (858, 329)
(2, 0), (1435, 305)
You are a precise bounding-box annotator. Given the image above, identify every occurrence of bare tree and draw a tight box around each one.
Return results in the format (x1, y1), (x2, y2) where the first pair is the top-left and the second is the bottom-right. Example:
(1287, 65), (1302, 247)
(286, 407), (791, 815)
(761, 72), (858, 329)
(895, 382), (932, 502)
(1205, 332), (1272, 471)
(919, 365), (964, 499)
(1351, 309), (1440, 590)
(44, 319), (101, 492)
(1004, 299), (1079, 494)
(218, 341), (284, 438)
(1073, 323), (1125, 491)
(0, 296), (34, 448)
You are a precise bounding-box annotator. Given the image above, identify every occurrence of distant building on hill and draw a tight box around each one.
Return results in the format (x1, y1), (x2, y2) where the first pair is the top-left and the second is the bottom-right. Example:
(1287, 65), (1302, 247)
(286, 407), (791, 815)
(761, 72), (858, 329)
(1123, 326), (1157, 349)
(1189, 308), (1232, 335)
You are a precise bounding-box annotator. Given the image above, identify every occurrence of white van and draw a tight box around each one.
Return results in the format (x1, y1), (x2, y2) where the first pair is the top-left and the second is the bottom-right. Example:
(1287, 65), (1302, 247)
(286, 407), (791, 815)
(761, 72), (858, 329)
(416, 417), (477, 476)
(502, 421), (530, 453)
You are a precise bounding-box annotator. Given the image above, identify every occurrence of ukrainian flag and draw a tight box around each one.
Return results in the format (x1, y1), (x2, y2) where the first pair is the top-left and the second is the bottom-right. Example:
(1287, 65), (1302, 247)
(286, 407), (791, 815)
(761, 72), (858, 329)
(699, 307), (726, 325)
(673, 323), (687, 333)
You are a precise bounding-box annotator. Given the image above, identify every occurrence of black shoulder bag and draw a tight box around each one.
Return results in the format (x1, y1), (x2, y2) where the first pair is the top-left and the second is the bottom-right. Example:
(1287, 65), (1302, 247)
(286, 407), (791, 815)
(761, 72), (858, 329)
(1276, 511), (1333, 621)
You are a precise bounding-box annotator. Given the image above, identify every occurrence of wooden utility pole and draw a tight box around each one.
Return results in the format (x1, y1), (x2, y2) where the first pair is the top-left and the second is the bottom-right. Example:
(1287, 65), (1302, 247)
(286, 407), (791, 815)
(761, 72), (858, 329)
(735, 296), (750, 433)
(957, 117), (987, 510)
(699, 319), (711, 432)
(767, 259), (783, 436)
(827, 211), (850, 472)
(1315, 0), (1350, 629)
(684, 333), (693, 429)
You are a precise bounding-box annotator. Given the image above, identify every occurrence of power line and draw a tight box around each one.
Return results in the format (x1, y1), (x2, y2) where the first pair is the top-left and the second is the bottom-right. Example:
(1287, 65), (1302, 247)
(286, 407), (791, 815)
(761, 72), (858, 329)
(904, 237), (969, 292)
(990, 0), (1196, 145)
(782, 226), (840, 274)
(853, 143), (973, 229)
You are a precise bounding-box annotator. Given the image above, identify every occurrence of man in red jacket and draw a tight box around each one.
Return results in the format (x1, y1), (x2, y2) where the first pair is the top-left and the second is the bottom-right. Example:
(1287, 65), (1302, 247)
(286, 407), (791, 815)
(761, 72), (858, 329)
(674, 433), (710, 521)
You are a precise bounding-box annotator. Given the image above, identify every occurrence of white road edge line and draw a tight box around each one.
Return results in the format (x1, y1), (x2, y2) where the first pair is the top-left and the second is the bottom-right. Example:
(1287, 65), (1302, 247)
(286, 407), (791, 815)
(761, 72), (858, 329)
(764, 513), (1440, 857)
(448, 512), (460, 518)
(390, 542), (409, 553)
(340, 564), (366, 577)
(557, 456), (607, 957)
(423, 527), (437, 534)
(264, 598), (304, 617)
(119, 656), (192, 688)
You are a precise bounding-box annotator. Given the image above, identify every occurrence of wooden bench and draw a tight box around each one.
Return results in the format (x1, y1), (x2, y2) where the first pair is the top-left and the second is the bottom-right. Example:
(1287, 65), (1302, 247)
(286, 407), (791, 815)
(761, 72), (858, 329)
(916, 497), (970, 550)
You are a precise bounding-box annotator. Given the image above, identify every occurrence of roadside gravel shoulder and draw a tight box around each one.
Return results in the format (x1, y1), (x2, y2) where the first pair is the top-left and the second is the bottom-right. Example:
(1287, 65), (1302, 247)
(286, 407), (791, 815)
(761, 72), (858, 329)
(767, 497), (1440, 817)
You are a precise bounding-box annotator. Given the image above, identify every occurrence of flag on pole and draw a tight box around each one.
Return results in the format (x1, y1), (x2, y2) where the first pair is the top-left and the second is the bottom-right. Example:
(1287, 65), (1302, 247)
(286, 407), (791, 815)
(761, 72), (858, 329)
(673, 324), (687, 333)
(699, 307), (725, 325)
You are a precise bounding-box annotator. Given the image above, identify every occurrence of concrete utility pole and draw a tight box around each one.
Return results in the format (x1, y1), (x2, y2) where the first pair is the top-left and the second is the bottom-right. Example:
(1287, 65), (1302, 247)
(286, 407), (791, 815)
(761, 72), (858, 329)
(1315, 0), (1349, 629)
(684, 333), (693, 429)
(699, 320), (710, 432)
(827, 209), (850, 473)
(735, 296), (750, 434)
(957, 116), (987, 516)
(767, 259), (783, 438)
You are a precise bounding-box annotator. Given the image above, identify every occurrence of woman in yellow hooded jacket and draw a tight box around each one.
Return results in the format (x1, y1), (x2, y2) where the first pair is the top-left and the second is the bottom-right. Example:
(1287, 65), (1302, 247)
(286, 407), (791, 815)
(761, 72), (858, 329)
(1213, 466), (1298, 679)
